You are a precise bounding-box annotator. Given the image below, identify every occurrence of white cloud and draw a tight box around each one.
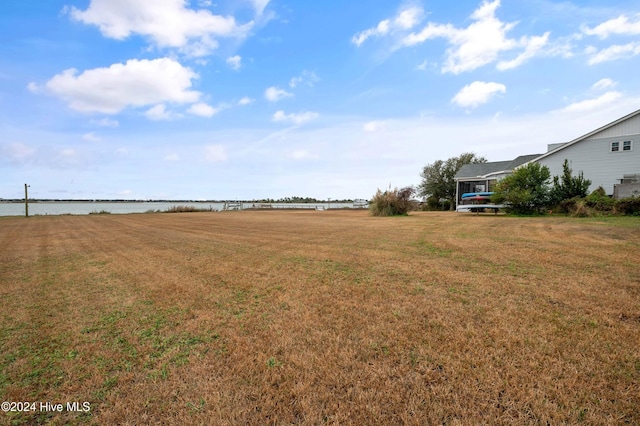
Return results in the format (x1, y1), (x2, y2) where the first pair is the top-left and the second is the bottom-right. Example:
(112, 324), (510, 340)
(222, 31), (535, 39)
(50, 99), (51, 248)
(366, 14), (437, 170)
(586, 41), (640, 65)
(402, 0), (548, 74)
(592, 78), (616, 91)
(42, 58), (200, 114)
(91, 117), (119, 127)
(226, 55), (242, 70)
(287, 150), (318, 160)
(352, 6), (423, 46)
(26, 82), (39, 93)
(187, 102), (219, 117)
(264, 86), (293, 102)
(204, 145), (227, 162)
(164, 153), (179, 161)
(582, 14), (640, 39)
(363, 121), (384, 132)
(497, 33), (550, 70)
(82, 132), (101, 142)
(252, 0), (270, 16)
(451, 81), (506, 109)
(145, 104), (173, 121)
(1, 142), (35, 163)
(560, 91), (622, 113)
(416, 60), (429, 71)
(289, 71), (320, 88)
(68, 0), (254, 57)
(238, 97), (254, 106)
(272, 110), (319, 124)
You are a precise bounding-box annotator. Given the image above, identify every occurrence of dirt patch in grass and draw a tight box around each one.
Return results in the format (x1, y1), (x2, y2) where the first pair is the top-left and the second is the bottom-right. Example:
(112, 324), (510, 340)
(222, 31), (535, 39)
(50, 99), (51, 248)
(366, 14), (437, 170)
(1, 211), (638, 424)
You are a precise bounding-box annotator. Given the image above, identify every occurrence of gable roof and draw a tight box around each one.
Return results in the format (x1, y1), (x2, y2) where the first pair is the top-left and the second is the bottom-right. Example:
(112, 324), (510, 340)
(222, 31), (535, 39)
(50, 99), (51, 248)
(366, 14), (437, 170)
(455, 108), (640, 180)
(455, 154), (541, 179)
(530, 107), (640, 163)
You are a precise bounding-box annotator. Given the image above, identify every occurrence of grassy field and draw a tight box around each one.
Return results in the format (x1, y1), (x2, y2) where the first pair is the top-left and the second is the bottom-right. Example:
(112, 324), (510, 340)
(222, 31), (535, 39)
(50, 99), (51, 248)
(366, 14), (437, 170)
(0, 210), (638, 425)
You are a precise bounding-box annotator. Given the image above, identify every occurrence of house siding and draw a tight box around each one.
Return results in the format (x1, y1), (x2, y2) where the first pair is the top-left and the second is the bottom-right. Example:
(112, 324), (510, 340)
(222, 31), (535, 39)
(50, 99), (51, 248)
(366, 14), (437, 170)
(536, 134), (640, 195)
(590, 113), (640, 139)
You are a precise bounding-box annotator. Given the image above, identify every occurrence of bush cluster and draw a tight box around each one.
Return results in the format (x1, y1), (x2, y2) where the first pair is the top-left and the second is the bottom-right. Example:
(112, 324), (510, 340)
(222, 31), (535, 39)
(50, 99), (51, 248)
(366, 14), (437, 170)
(553, 187), (640, 217)
(369, 186), (416, 216)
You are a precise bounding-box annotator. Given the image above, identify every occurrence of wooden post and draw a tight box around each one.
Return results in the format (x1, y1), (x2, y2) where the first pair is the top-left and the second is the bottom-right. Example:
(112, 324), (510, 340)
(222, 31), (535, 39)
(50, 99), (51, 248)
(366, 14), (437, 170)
(24, 183), (29, 218)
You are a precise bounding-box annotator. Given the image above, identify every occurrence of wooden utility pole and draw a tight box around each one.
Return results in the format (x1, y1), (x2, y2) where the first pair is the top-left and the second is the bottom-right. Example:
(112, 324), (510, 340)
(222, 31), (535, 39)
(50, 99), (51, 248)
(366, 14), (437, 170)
(24, 183), (29, 217)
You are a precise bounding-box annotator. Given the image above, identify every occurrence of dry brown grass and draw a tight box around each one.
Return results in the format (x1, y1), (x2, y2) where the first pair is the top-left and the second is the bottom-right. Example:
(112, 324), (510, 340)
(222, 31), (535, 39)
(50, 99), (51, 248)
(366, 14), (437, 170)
(0, 211), (638, 425)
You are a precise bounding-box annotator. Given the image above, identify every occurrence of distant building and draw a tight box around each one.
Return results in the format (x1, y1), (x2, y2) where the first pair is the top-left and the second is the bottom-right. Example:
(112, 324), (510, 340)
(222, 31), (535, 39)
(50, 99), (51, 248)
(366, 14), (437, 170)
(455, 108), (640, 209)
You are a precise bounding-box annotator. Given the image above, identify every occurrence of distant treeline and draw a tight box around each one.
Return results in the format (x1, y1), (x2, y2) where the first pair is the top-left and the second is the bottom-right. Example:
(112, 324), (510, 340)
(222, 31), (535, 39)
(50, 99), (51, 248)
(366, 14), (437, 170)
(1, 197), (355, 203)
(255, 196), (354, 203)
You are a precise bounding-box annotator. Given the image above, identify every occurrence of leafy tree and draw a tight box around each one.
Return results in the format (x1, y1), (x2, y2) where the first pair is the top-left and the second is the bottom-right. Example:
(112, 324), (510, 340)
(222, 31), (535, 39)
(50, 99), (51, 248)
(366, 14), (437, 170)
(492, 162), (551, 214)
(549, 159), (591, 205)
(418, 153), (487, 210)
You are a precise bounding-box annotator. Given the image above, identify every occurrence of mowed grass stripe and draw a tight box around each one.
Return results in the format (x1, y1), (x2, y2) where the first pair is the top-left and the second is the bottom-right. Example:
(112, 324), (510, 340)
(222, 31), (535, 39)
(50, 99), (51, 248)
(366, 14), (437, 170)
(0, 211), (638, 424)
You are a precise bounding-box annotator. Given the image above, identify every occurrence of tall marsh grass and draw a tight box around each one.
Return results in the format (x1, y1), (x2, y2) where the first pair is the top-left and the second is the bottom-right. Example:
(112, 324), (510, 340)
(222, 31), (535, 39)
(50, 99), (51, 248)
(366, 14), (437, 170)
(164, 205), (212, 213)
(369, 186), (416, 216)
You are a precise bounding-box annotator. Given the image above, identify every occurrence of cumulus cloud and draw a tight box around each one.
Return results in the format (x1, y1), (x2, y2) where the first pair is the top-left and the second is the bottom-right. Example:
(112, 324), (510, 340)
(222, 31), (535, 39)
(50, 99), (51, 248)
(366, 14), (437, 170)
(352, 6), (423, 46)
(582, 14), (640, 39)
(401, 0), (549, 74)
(586, 41), (640, 65)
(272, 110), (319, 125)
(289, 71), (320, 88)
(204, 145), (227, 162)
(145, 104), (174, 121)
(238, 97), (254, 106)
(497, 33), (550, 70)
(226, 55), (242, 70)
(39, 58), (200, 114)
(68, 0), (254, 57)
(264, 86), (293, 102)
(451, 81), (506, 109)
(187, 102), (220, 117)
(560, 91), (622, 113)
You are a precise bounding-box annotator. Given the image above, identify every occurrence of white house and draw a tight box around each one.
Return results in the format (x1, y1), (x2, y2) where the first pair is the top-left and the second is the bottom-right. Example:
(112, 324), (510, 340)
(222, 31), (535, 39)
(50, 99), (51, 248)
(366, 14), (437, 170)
(455, 108), (640, 208)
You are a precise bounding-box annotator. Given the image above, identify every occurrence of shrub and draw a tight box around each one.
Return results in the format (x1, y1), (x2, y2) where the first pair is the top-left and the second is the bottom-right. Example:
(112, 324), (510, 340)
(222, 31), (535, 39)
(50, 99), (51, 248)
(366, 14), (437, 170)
(549, 159), (591, 205)
(369, 186), (416, 216)
(422, 196), (450, 211)
(570, 200), (592, 218)
(557, 196), (581, 214)
(492, 162), (551, 214)
(584, 187), (614, 212)
(164, 205), (208, 213)
(615, 197), (640, 216)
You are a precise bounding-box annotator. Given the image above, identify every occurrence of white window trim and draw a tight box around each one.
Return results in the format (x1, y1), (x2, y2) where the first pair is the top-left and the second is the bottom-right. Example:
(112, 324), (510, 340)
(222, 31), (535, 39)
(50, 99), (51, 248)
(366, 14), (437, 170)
(611, 140), (633, 152)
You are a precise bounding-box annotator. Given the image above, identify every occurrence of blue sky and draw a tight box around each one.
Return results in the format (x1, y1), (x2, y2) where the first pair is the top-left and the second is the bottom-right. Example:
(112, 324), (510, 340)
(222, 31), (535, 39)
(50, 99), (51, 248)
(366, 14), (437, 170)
(2, 0), (640, 200)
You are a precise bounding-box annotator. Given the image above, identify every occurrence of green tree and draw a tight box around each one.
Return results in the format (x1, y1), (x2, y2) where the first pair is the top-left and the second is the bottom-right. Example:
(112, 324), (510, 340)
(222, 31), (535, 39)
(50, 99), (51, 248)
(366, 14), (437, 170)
(549, 159), (591, 205)
(418, 153), (487, 210)
(492, 162), (551, 214)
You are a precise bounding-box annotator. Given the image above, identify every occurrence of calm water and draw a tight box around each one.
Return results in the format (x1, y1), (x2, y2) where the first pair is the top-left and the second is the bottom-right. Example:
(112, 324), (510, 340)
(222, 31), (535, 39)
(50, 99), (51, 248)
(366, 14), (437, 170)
(0, 201), (358, 216)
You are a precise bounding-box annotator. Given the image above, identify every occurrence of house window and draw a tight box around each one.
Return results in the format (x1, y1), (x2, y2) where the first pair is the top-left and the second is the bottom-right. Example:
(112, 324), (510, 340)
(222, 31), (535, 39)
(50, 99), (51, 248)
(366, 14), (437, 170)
(611, 140), (632, 152)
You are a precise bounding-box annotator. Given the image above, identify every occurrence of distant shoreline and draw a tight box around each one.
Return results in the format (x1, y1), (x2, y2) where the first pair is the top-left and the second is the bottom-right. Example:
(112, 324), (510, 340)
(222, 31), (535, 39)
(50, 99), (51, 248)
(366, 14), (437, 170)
(0, 198), (357, 204)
